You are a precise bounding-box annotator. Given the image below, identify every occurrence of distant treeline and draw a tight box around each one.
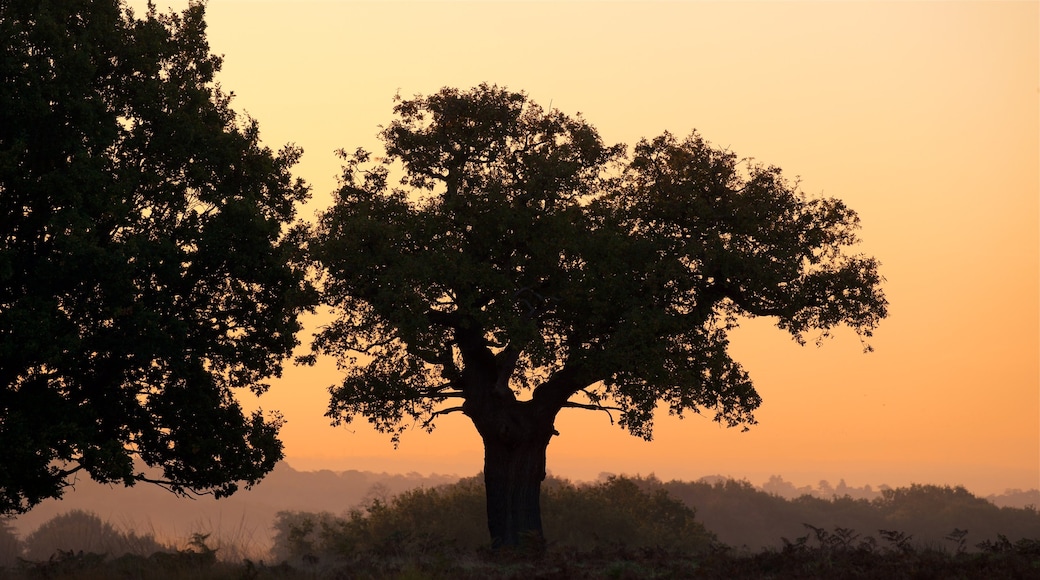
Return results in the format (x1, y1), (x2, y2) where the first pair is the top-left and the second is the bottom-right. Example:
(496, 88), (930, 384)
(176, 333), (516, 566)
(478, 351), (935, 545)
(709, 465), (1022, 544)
(709, 473), (1039, 510)
(640, 476), (1039, 551)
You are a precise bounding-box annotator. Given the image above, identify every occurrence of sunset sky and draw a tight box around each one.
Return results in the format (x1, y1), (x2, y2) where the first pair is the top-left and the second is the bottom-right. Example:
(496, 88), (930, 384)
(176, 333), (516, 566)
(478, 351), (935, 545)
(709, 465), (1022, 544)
(136, 1), (1037, 496)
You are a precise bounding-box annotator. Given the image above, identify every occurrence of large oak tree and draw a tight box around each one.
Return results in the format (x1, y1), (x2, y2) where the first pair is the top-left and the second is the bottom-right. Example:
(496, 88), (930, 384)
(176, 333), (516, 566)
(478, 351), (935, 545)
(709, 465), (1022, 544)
(307, 84), (887, 548)
(0, 1), (311, 514)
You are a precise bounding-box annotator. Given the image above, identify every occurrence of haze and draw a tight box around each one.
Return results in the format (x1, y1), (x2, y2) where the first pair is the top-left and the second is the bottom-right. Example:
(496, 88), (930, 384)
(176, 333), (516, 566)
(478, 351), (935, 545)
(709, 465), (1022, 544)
(127, 0), (1038, 496)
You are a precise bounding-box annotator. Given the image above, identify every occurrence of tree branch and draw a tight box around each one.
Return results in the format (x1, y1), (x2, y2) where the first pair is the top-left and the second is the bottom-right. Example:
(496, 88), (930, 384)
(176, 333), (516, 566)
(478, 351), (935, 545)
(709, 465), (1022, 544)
(412, 345), (462, 382)
(421, 406), (465, 429)
(58, 465), (85, 480)
(132, 474), (213, 499)
(531, 363), (597, 410)
(561, 400), (622, 424)
(385, 389), (466, 403)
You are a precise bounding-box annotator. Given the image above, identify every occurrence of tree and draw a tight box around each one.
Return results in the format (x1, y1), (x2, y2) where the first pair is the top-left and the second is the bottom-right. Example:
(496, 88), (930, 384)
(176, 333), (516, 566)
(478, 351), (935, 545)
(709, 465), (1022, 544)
(22, 509), (166, 561)
(306, 84), (887, 548)
(0, 1), (311, 514)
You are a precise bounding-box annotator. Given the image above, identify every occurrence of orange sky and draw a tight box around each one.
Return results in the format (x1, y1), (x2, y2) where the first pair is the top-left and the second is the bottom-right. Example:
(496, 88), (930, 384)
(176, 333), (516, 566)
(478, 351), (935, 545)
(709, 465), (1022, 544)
(137, 1), (1038, 495)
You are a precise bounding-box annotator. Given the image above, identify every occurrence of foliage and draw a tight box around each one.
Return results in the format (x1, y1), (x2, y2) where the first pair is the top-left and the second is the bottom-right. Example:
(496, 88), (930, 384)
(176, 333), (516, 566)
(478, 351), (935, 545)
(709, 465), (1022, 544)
(0, 0), (312, 514)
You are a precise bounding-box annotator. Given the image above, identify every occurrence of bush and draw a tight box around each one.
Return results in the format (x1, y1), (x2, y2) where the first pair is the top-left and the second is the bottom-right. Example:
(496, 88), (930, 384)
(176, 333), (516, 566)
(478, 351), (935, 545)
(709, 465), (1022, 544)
(544, 476), (716, 551)
(271, 477), (488, 561)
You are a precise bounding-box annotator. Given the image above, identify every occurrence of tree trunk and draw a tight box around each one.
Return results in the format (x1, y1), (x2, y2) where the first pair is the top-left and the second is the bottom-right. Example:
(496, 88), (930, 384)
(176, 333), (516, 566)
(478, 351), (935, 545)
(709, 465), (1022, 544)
(454, 328), (568, 550)
(482, 431), (550, 549)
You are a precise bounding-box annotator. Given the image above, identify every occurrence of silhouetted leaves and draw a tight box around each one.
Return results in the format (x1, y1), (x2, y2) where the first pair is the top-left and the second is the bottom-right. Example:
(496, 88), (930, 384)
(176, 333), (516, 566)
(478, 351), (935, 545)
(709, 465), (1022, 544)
(309, 84), (887, 445)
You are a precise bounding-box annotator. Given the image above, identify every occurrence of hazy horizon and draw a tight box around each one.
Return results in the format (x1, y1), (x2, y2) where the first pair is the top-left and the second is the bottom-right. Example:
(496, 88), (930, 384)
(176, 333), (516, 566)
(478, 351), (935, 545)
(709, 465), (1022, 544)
(11, 460), (1037, 553)
(272, 459), (1039, 500)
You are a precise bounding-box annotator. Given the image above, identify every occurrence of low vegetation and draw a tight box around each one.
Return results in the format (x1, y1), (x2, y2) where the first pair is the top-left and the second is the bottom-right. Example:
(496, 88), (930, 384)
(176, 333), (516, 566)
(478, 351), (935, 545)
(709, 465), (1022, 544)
(1, 476), (1036, 578)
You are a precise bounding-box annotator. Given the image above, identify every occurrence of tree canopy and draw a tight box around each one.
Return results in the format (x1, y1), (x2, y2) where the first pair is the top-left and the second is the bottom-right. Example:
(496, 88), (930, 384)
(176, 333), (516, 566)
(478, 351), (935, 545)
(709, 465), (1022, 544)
(307, 84), (887, 547)
(309, 84), (886, 437)
(0, 0), (311, 514)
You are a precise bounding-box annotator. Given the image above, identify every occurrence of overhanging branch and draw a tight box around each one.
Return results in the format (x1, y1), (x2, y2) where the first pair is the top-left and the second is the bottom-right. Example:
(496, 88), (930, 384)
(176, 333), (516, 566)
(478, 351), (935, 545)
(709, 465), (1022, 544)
(132, 474), (214, 499)
(421, 405), (465, 430)
(561, 400), (622, 425)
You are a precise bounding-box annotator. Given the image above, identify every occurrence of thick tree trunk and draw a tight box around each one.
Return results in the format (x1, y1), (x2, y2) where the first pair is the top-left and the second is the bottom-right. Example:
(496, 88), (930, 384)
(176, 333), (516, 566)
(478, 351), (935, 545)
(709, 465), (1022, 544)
(482, 431), (550, 549)
(454, 326), (575, 550)
(465, 396), (558, 550)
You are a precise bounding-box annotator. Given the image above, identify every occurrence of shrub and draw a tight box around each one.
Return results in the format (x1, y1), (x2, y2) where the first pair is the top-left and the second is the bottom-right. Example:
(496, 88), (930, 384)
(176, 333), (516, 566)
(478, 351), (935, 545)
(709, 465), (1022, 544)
(544, 476), (716, 551)
(271, 475), (716, 561)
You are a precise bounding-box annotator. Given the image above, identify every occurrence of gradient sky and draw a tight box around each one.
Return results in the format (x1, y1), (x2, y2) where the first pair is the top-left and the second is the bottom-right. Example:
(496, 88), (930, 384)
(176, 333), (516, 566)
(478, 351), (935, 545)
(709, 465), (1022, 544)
(134, 1), (1038, 495)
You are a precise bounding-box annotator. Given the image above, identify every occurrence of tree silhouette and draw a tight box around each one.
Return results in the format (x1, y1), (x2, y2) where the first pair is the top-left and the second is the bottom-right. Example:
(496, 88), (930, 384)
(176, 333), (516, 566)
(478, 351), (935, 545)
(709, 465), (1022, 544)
(0, 1), (311, 514)
(306, 84), (887, 548)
